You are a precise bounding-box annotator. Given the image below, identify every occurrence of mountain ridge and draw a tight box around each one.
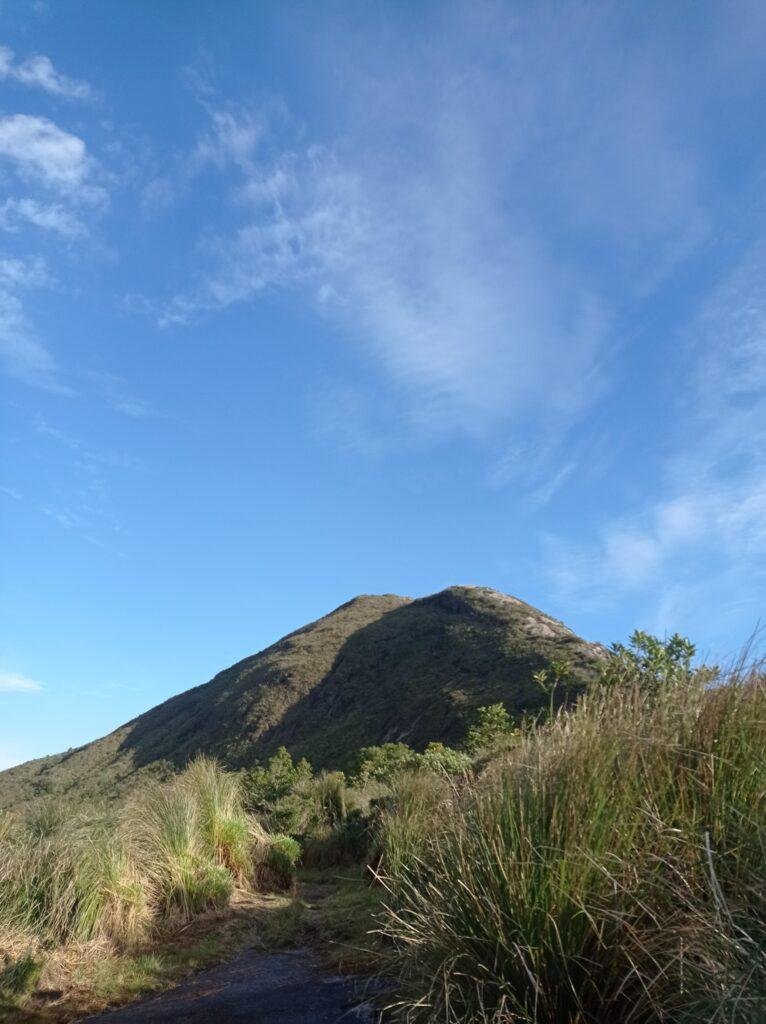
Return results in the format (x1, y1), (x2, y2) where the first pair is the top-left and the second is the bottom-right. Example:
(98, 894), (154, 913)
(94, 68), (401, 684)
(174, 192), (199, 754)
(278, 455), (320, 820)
(0, 586), (606, 809)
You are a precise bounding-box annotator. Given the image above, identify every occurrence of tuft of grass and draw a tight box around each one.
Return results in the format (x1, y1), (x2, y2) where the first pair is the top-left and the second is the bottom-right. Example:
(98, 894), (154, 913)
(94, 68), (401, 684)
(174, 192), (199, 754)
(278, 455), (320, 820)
(262, 835), (301, 891)
(127, 778), (233, 919)
(181, 757), (253, 879)
(0, 758), (277, 1015)
(379, 663), (766, 1023)
(373, 769), (452, 880)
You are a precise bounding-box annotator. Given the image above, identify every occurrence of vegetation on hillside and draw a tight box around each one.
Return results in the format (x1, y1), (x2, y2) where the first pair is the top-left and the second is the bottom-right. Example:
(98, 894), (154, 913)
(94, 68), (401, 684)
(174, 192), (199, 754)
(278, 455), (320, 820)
(377, 638), (766, 1023)
(0, 587), (605, 812)
(0, 759), (295, 1015)
(2, 628), (763, 1024)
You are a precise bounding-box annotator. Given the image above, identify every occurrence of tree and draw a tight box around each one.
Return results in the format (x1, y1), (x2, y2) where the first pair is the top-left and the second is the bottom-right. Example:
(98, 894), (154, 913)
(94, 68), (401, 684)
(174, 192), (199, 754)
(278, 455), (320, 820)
(605, 630), (696, 694)
(465, 703), (515, 754)
(243, 746), (312, 814)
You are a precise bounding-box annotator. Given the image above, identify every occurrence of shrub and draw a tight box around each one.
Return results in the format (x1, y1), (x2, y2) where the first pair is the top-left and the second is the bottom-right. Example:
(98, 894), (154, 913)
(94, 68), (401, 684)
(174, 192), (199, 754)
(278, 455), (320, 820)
(464, 702), (515, 754)
(243, 747), (313, 834)
(418, 742), (471, 776)
(264, 835), (301, 890)
(352, 743), (420, 785)
(380, 658), (766, 1023)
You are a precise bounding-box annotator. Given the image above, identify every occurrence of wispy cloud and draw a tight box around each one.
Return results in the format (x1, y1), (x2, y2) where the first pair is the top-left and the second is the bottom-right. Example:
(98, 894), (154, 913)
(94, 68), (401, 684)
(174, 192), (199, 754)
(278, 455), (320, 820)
(155, 4), (731, 461)
(0, 115), (105, 204)
(543, 238), (766, 637)
(0, 288), (71, 393)
(161, 105), (610, 442)
(0, 197), (86, 238)
(0, 44), (92, 100)
(0, 671), (42, 693)
(0, 109), (106, 393)
(86, 371), (155, 418)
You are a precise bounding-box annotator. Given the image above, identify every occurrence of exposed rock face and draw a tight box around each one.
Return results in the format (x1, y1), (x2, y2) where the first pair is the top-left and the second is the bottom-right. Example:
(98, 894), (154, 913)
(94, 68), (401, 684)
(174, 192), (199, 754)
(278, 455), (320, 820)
(0, 586), (606, 808)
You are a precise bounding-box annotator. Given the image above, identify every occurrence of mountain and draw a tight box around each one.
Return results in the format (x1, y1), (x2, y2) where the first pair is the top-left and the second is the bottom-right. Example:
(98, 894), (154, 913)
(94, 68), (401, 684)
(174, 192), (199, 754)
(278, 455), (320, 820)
(0, 586), (606, 809)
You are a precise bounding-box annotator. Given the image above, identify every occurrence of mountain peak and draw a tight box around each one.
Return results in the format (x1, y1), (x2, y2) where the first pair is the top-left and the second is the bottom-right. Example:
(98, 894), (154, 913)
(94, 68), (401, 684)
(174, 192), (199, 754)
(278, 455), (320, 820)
(0, 586), (605, 809)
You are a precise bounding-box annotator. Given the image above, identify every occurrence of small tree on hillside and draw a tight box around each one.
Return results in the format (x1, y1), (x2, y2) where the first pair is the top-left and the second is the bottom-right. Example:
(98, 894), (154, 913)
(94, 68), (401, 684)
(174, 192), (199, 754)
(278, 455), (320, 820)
(243, 746), (312, 821)
(465, 703), (515, 754)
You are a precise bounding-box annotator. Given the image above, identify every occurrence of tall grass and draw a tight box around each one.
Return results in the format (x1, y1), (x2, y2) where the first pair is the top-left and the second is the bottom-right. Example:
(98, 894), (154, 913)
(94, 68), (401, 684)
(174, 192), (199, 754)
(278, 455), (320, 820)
(379, 664), (766, 1023)
(0, 810), (151, 948)
(0, 757), (272, 993)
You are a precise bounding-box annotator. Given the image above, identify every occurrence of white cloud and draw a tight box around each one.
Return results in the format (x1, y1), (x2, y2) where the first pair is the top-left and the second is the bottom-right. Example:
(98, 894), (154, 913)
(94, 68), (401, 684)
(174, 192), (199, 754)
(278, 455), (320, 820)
(139, 177), (175, 218)
(542, 238), (766, 636)
(159, 4), (730, 451)
(0, 670), (42, 693)
(164, 109), (609, 438)
(0, 289), (71, 393)
(0, 115), (104, 204)
(193, 106), (270, 171)
(0, 197), (86, 237)
(0, 255), (49, 288)
(86, 371), (155, 418)
(0, 44), (92, 100)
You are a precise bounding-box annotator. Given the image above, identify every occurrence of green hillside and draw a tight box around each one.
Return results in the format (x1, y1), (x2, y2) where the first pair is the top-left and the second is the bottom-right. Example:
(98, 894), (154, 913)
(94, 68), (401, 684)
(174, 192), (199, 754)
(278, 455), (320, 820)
(0, 586), (605, 808)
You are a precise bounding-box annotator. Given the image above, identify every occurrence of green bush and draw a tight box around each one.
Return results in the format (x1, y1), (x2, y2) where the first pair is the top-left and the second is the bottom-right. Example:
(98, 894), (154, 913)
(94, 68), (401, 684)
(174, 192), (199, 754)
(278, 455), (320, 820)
(419, 742), (471, 776)
(464, 702), (515, 754)
(352, 743), (420, 785)
(243, 747), (313, 834)
(265, 835), (301, 890)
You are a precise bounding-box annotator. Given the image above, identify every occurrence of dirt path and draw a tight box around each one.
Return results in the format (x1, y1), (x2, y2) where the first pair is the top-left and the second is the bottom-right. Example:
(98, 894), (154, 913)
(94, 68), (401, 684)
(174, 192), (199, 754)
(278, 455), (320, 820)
(77, 876), (385, 1023)
(81, 946), (379, 1023)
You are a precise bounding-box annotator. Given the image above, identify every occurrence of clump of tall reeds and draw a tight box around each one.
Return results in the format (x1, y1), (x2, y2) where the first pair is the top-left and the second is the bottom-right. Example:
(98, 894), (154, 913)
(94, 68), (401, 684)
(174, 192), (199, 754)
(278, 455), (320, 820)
(0, 807), (152, 949)
(0, 755), (272, 999)
(379, 658), (766, 1023)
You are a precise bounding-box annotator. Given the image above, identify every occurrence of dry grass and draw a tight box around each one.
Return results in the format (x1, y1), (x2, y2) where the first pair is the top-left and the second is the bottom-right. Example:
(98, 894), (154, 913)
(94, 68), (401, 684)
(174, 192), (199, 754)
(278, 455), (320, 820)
(0, 759), (275, 1014)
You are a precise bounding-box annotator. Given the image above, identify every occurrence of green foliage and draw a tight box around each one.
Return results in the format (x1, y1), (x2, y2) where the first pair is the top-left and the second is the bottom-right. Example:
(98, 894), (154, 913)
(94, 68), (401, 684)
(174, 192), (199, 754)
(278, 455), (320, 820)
(242, 747), (313, 834)
(0, 759), (277, 970)
(380, 656), (766, 1023)
(373, 770), (452, 880)
(418, 742), (471, 776)
(181, 757), (253, 878)
(0, 952), (42, 998)
(352, 743), (420, 785)
(464, 702), (515, 753)
(309, 771), (347, 828)
(607, 629), (697, 692)
(265, 835), (301, 889)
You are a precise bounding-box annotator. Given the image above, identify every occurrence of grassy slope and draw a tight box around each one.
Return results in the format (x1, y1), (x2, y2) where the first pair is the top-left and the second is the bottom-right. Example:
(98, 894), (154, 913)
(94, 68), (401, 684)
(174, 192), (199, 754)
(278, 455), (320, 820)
(0, 587), (605, 810)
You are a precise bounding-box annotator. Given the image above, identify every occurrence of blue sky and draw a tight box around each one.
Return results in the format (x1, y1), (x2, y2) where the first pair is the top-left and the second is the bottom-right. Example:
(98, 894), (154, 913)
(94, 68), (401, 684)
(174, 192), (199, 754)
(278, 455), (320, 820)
(1, 1), (765, 770)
